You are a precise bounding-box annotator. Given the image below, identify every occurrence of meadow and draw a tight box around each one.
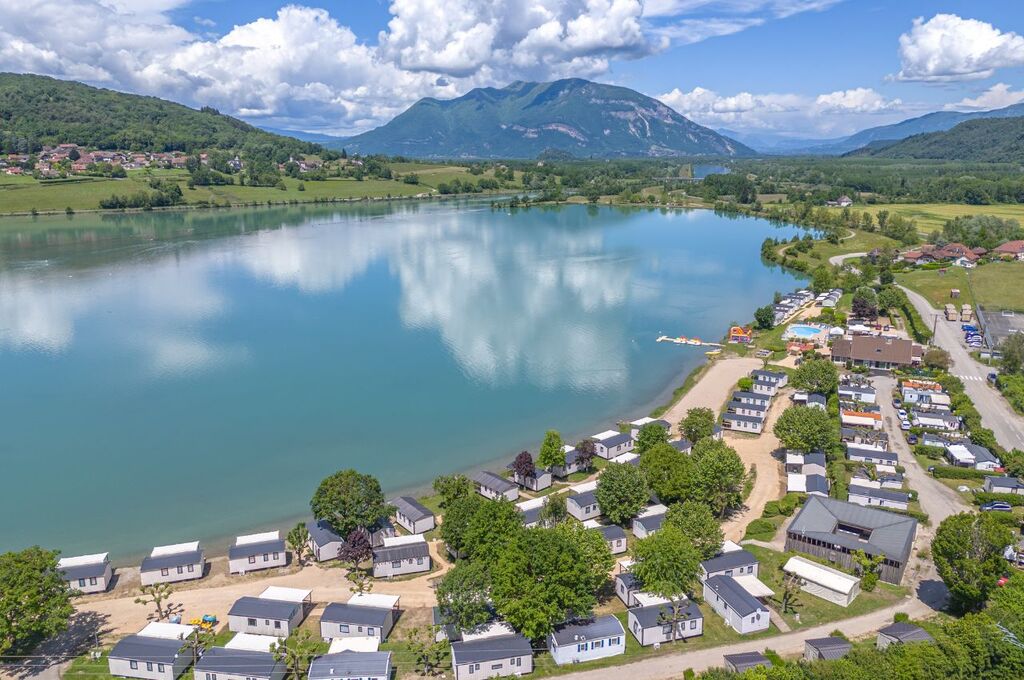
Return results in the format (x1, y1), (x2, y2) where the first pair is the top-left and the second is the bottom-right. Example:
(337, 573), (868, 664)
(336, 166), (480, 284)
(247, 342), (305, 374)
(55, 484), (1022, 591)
(839, 203), (1024, 235)
(897, 261), (1024, 312)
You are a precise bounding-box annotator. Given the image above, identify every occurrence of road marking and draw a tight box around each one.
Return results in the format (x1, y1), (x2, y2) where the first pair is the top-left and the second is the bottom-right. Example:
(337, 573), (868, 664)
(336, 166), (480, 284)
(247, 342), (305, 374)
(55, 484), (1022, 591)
(955, 374), (983, 382)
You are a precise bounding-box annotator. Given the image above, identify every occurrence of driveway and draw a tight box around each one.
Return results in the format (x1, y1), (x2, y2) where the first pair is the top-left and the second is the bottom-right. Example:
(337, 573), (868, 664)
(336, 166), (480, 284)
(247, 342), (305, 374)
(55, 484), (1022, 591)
(900, 286), (1024, 450)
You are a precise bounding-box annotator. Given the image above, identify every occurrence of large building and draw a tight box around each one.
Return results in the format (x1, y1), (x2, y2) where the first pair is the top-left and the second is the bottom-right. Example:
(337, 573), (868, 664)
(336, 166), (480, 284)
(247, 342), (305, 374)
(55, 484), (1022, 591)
(785, 496), (917, 584)
(831, 336), (921, 370)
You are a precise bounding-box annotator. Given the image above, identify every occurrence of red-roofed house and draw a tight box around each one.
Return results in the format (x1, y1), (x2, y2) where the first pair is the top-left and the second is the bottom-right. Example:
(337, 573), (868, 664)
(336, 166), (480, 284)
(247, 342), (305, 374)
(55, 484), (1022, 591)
(993, 240), (1024, 260)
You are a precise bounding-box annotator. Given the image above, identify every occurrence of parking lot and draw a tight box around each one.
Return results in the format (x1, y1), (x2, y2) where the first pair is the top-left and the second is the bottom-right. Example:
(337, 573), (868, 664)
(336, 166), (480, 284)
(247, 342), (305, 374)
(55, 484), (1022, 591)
(978, 306), (1024, 348)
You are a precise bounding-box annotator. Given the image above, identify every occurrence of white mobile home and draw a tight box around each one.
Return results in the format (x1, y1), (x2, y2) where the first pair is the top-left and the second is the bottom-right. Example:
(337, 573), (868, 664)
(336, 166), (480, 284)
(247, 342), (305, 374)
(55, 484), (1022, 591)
(372, 535), (431, 578)
(699, 549), (759, 581)
(628, 418), (670, 439)
(721, 413), (765, 434)
(228, 531), (286, 575)
(839, 382), (876, 404)
(471, 471), (520, 501)
(320, 593), (399, 642)
(108, 623), (196, 680)
(752, 370), (788, 388)
(845, 444), (898, 466)
(946, 443), (1000, 471)
(702, 575), (770, 635)
(194, 634), (285, 680)
(308, 651), (392, 680)
(631, 504), (667, 539)
(783, 556), (860, 607)
(511, 467), (552, 492)
(567, 489), (601, 521)
(450, 632), (533, 680)
(728, 400), (768, 419)
(548, 616), (625, 665)
(307, 520), (345, 562)
(627, 600), (703, 646)
(390, 496), (436, 534)
(140, 542), (205, 586)
(984, 476), (1024, 494)
(58, 553), (113, 594)
(227, 587), (311, 637)
(733, 391), (771, 407)
(590, 523), (627, 554)
(591, 430), (635, 459)
(847, 484), (910, 511)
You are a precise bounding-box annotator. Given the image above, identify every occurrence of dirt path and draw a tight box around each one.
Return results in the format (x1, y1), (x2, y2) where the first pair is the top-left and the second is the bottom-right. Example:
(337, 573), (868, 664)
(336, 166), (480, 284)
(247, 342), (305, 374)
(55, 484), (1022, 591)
(659, 357), (762, 431)
(719, 393), (787, 541)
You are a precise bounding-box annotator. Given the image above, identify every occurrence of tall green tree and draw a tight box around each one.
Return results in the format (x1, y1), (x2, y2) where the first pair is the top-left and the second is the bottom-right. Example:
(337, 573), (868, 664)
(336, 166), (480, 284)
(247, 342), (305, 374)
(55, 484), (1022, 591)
(286, 523), (310, 566)
(636, 422), (669, 454)
(595, 462), (650, 526)
(692, 443), (747, 518)
(1001, 334), (1024, 375)
(310, 469), (393, 537)
(270, 629), (319, 679)
(538, 493), (568, 527)
(439, 494), (484, 558)
(811, 265), (834, 293)
(664, 501), (724, 560)
(432, 474), (474, 510)
(933, 512), (1013, 613)
(631, 524), (701, 603)
(639, 443), (695, 505)
(773, 406), (836, 451)
(537, 430), (565, 470)
(0, 547), (74, 657)
(553, 521), (615, 594)
(679, 407), (716, 442)
(462, 500), (524, 564)
(436, 561), (492, 631)
(792, 359), (839, 395)
(754, 305), (775, 330)
(491, 529), (597, 640)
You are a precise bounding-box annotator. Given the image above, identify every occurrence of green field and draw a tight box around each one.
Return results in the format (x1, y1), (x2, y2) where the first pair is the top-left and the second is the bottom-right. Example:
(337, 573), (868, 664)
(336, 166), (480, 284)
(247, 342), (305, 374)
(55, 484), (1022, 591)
(842, 203), (1024, 235)
(897, 261), (1024, 311)
(0, 165), (508, 216)
(778, 228), (899, 267)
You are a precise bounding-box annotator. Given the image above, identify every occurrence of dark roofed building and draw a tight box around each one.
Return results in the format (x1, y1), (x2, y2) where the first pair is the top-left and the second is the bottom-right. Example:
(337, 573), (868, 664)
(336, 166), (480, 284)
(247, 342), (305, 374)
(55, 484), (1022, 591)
(831, 336), (918, 369)
(724, 651), (770, 673)
(804, 636), (852, 661)
(450, 633), (533, 680)
(549, 616), (625, 665)
(390, 496), (435, 534)
(877, 622), (934, 650)
(308, 651), (392, 680)
(626, 599), (703, 646)
(194, 647), (283, 680)
(699, 549), (759, 580)
(321, 602), (396, 641)
(471, 470), (519, 501)
(108, 635), (189, 680)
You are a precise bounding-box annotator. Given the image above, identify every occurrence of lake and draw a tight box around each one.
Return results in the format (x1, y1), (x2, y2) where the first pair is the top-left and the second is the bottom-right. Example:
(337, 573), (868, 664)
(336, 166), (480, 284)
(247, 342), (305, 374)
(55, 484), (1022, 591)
(0, 201), (805, 559)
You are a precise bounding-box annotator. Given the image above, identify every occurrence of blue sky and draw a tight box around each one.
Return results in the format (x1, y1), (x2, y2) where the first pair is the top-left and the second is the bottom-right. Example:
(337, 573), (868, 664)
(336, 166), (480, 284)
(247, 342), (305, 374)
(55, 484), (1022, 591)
(2, 1), (1023, 139)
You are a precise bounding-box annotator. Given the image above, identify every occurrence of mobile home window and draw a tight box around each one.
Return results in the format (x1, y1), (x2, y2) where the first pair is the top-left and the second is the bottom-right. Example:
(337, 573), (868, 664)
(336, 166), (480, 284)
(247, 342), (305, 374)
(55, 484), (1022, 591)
(89, 577), (97, 585)
(263, 553), (269, 562)
(146, 662), (153, 671)
(130, 661), (138, 670)
(392, 560), (401, 568)
(187, 564), (194, 573)
(274, 621), (281, 629)
(368, 627), (375, 636)
(78, 578), (86, 587)
(273, 552), (280, 560)
(157, 664), (164, 673)
(340, 624), (349, 633)
(161, 568), (169, 576)
(689, 620), (698, 629)
(177, 566), (184, 574)
(249, 556), (257, 564)
(248, 618), (257, 626)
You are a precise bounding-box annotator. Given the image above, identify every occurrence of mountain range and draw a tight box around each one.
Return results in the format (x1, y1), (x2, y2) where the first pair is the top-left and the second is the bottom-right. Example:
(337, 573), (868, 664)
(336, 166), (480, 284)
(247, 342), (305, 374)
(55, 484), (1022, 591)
(850, 116), (1024, 162)
(336, 79), (753, 158)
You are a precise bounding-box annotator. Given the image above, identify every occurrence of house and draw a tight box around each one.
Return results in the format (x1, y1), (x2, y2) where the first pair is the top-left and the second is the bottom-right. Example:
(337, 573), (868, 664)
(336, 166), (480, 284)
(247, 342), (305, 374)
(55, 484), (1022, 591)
(993, 240), (1024, 260)
(902, 387), (950, 407)
(194, 634), (285, 680)
(589, 523), (627, 554)
(845, 444), (897, 466)
(785, 496), (917, 584)
(733, 391), (771, 407)
(614, 572), (643, 607)
(721, 412), (765, 434)
(804, 636), (852, 661)
(629, 417), (670, 439)
(108, 623), (196, 680)
(591, 430), (634, 459)
(668, 438), (693, 454)
(912, 409), (960, 432)
(699, 549), (758, 581)
(308, 651), (393, 680)
(841, 409), (882, 430)
(390, 496), (436, 534)
(839, 382), (876, 404)
(831, 336), (919, 370)
(450, 629), (533, 680)
(372, 535), (431, 577)
(631, 505), (667, 539)
(752, 370), (788, 388)
(783, 556), (860, 607)
(728, 399), (768, 419)
(551, 445), (586, 478)
(876, 622), (934, 650)
(847, 484), (910, 511)
(841, 427), (888, 447)
(806, 393), (827, 410)
(984, 476), (1024, 494)
(723, 652), (770, 674)
(946, 443), (1000, 470)
(140, 542), (205, 586)
(626, 599), (704, 646)
(58, 553), (113, 594)
(510, 463), (552, 492)
(227, 587), (311, 637)
(729, 326), (753, 344)
(788, 473), (829, 496)
(878, 472), (905, 490)
(567, 489), (601, 521)
(702, 575), (770, 635)
(306, 519), (394, 562)
(751, 378), (779, 396)
(320, 593), (399, 642)
(471, 470), (520, 501)
(515, 497), (545, 528)
(795, 452), (827, 476)
(228, 531), (286, 575)
(548, 616), (625, 665)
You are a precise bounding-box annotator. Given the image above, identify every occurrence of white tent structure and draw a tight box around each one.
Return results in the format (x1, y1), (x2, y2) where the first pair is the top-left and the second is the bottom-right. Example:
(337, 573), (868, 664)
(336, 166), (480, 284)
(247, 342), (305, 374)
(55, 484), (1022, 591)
(783, 556), (860, 607)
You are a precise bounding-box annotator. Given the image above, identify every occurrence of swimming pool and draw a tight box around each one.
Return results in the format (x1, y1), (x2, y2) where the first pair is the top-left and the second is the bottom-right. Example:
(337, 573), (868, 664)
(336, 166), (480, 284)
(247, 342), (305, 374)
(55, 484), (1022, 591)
(788, 324), (824, 338)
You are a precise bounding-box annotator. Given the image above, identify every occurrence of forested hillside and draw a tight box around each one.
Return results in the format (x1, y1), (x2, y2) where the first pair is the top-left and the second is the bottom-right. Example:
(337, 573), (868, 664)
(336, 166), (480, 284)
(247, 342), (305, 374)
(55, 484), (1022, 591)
(0, 73), (318, 156)
(856, 117), (1024, 162)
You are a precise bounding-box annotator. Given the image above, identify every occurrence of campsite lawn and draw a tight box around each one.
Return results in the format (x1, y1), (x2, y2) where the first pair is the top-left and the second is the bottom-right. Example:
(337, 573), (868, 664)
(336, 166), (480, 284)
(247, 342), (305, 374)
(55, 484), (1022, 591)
(897, 261), (1024, 312)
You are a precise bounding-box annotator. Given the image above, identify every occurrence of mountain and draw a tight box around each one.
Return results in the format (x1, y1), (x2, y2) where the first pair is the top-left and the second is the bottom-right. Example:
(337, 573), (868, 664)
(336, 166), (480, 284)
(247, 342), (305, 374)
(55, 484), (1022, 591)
(259, 126), (347, 145)
(0, 73), (318, 155)
(792, 102), (1024, 155)
(851, 116), (1024, 162)
(339, 79), (753, 158)
(715, 128), (847, 154)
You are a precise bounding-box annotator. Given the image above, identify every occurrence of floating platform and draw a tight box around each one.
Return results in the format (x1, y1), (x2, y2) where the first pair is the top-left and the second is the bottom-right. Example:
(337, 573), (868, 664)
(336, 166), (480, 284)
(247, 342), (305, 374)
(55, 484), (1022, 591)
(657, 335), (723, 348)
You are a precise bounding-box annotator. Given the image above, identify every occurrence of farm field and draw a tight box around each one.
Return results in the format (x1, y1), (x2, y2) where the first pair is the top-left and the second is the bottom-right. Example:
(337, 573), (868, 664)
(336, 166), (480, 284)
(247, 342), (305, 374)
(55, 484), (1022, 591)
(897, 261), (1024, 312)
(838, 203), (1024, 234)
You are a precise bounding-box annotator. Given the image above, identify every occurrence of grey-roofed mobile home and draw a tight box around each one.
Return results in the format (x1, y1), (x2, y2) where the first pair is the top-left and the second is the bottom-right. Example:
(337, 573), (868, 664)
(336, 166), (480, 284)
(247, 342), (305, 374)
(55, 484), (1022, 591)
(629, 419), (670, 439)
(876, 622), (934, 650)
(567, 490), (600, 521)
(984, 476), (1024, 494)
(804, 636), (852, 661)
(806, 393), (827, 410)
(140, 543), (205, 586)
(668, 438), (692, 454)
(108, 636), (191, 680)
(785, 496), (917, 584)
(307, 520), (345, 562)
(751, 378), (779, 396)
(593, 524), (627, 554)
(805, 474), (830, 496)
(631, 511), (666, 539)
(592, 431), (634, 459)
(320, 603), (395, 642)
(627, 600), (703, 646)
(752, 369), (788, 387)
(228, 532), (286, 575)
(732, 391), (770, 407)
(450, 634), (533, 680)
(193, 647), (285, 680)
(550, 446), (586, 478)
(839, 382), (876, 404)
(703, 575), (770, 635)
(699, 549), (758, 581)
(728, 400), (767, 418)
(227, 596), (306, 637)
(308, 651), (392, 680)
(845, 445), (898, 466)
(614, 572), (642, 607)
(847, 484), (910, 511)
(721, 412), (765, 434)
(372, 539), (431, 578)
(511, 467), (552, 492)
(58, 553), (113, 594)
(723, 651), (770, 673)
(472, 471), (519, 501)
(548, 616), (625, 665)
(390, 496), (436, 534)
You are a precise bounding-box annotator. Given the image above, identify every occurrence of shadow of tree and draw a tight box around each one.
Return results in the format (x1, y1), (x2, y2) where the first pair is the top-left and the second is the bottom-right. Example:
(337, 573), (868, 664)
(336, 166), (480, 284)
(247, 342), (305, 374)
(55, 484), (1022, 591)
(1, 610), (112, 679)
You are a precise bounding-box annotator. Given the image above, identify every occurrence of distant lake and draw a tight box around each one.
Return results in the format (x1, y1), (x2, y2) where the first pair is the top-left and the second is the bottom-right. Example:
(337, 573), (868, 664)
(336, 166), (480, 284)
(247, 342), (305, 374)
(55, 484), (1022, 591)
(0, 201), (805, 559)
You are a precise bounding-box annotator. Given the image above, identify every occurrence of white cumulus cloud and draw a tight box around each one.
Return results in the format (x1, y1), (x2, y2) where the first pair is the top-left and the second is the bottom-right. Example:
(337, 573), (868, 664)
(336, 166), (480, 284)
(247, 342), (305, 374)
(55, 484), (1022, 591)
(815, 88), (902, 113)
(945, 83), (1024, 112)
(895, 14), (1024, 82)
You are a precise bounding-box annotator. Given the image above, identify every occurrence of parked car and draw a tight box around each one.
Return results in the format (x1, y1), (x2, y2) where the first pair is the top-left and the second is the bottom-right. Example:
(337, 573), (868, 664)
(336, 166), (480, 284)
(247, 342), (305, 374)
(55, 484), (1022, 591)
(908, 434), (919, 445)
(893, 398), (902, 408)
(980, 501), (1013, 512)
(897, 409), (908, 419)
(900, 421), (912, 431)
(962, 324), (977, 331)
(988, 373), (999, 384)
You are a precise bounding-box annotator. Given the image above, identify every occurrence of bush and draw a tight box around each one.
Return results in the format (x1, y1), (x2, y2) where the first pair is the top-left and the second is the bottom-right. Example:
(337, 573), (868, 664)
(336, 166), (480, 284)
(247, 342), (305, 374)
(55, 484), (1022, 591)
(893, 612), (910, 623)
(974, 492), (1024, 506)
(930, 466), (991, 481)
(762, 501), (780, 518)
(778, 493), (802, 516)
(985, 512), (1022, 528)
(743, 518), (778, 541)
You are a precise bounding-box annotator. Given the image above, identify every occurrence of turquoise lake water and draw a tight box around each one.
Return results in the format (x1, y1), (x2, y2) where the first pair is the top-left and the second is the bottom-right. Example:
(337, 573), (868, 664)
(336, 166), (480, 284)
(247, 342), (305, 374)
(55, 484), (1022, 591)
(0, 201), (806, 559)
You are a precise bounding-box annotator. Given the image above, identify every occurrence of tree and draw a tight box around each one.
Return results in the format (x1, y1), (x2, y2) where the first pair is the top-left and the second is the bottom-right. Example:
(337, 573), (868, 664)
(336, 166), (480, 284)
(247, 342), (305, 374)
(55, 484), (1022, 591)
(923, 347), (952, 371)
(665, 501), (724, 560)
(538, 493), (568, 527)
(851, 550), (884, 592)
(511, 451), (536, 481)
(271, 629), (319, 679)
(553, 521), (615, 594)
(433, 474), (473, 509)
(770, 574), (803, 615)
(491, 528), (597, 640)
(439, 494), (483, 558)
(877, 285), (907, 312)
(574, 439), (596, 471)
(537, 430), (565, 470)
(462, 500), (524, 563)
(339, 529), (373, 566)
(692, 443), (747, 518)
(436, 561), (492, 631)
(631, 524), (701, 608)
(182, 626), (215, 668)
(932, 512), (1013, 613)
(792, 359), (839, 395)
(310, 469), (392, 537)
(754, 304), (775, 330)
(639, 443), (695, 505)
(0, 547), (74, 656)
(1001, 333), (1024, 375)
(286, 522), (310, 566)
(852, 286), (879, 319)
(773, 406), (836, 451)
(403, 624), (449, 675)
(811, 265), (834, 294)
(134, 583), (174, 621)
(595, 462), (650, 526)
(636, 422), (669, 454)
(679, 407), (716, 443)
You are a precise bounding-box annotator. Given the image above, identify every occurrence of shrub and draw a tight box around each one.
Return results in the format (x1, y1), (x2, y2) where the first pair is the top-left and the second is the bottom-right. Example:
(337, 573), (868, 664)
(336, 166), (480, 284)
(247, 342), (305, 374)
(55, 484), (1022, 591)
(930, 466), (990, 481)
(974, 492), (1024, 506)
(915, 444), (947, 460)
(744, 518), (778, 541)
(893, 612), (910, 623)
(762, 501), (780, 518)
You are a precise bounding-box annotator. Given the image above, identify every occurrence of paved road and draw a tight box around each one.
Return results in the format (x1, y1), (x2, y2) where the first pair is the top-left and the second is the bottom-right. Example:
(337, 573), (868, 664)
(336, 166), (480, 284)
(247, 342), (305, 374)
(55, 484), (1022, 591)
(829, 251), (866, 267)
(900, 286), (1024, 451)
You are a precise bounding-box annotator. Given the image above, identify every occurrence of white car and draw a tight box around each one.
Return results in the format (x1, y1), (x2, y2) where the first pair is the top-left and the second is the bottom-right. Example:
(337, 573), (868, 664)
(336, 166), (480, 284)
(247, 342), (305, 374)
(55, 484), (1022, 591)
(900, 420), (912, 431)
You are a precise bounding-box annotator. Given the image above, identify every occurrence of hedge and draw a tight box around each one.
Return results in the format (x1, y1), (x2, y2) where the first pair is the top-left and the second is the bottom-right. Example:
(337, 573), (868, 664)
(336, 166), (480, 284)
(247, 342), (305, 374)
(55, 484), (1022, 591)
(930, 466), (992, 481)
(744, 518), (779, 541)
(985, 511), (1022, 528)
(973, 492), (1024, 506)
(914, 444), (946, 460)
